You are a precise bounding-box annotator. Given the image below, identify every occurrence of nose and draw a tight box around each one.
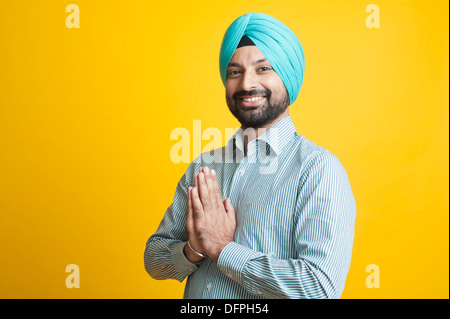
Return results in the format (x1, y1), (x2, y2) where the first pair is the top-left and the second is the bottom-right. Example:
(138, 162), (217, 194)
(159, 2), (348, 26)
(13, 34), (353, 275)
(240, 69), (259, 92)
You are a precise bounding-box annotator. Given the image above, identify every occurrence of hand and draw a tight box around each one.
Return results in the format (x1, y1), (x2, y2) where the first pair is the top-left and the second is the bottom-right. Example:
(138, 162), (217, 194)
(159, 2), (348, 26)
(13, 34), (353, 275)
(185, 167), (236, 263)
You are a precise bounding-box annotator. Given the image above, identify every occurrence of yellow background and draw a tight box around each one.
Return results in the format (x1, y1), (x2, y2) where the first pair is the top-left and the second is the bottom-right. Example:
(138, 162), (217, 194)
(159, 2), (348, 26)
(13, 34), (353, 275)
(0, 0), (448, 298)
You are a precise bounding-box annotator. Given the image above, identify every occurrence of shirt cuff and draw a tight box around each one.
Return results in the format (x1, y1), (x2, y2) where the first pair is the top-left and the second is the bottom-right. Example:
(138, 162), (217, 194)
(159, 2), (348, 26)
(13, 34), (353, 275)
(217, 242), (259, 285)
(171, 241), (200, 278)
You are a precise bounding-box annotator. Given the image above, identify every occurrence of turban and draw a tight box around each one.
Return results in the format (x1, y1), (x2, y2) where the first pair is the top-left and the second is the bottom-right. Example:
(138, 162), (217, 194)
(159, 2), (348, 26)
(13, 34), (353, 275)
(219, 12), (305, 105)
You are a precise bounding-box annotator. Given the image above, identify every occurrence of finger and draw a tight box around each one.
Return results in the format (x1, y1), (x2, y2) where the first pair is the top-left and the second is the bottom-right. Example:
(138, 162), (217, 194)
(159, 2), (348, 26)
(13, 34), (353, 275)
(197, 172), (211, 211)
(191, 187), (204, 219)
(198, 167), (204, 179)
(194, 168), (204, 188)
(210, 169), (223, 206)
(203, 167), (218, 208)
(186, 187), (194, 230)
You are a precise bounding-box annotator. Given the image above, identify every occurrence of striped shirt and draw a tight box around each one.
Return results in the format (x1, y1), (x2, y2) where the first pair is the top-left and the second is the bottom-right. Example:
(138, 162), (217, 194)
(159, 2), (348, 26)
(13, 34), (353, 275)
(144, 115), (356, 299)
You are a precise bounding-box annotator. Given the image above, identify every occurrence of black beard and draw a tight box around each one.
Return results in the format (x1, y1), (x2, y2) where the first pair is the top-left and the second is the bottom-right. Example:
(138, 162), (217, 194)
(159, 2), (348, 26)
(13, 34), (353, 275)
(226, 88), (290, 128)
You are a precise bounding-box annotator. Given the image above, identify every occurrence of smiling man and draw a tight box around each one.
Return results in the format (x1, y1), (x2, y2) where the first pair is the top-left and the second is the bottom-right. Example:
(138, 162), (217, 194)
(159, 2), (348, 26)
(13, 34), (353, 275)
(144, 12), (357, 299)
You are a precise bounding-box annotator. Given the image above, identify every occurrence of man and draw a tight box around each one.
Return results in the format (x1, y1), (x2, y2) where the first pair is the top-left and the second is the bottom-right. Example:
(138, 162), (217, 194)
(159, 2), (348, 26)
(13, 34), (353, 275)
(144, 12), (356, 299)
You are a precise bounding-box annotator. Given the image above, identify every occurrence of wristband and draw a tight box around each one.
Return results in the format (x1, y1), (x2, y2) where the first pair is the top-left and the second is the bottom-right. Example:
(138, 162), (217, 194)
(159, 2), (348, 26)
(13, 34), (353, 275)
(187, 241), (206, 258)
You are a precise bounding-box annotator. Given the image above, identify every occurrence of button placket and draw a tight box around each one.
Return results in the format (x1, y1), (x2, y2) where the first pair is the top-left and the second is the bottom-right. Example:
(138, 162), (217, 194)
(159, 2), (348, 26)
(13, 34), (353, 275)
(227, 157), (248, 207)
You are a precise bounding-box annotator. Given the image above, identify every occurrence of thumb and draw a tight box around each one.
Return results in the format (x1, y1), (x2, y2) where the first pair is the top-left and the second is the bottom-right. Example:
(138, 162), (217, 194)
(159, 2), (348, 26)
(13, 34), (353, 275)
(223, 198), (234, 213)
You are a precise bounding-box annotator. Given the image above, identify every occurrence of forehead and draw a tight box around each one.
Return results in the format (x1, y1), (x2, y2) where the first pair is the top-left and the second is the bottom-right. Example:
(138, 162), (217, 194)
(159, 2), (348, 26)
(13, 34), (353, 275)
(228, 45), (267, 66)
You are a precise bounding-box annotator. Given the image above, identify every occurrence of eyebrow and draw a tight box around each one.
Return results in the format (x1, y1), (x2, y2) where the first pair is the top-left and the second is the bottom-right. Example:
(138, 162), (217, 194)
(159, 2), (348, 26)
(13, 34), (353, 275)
(228, 58), (268, 68)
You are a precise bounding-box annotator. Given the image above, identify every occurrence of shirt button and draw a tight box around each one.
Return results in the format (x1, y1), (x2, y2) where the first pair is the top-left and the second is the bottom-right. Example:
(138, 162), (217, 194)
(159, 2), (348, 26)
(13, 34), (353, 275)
(206, 283), (212, 291)
(257, 290), (263, 295)
(239, 169), (245, 176)
(227, 270), (233, 278)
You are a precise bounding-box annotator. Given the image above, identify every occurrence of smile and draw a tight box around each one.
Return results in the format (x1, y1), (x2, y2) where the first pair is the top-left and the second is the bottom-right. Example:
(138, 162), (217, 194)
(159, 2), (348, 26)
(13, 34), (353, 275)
(237, 95), (266, 108)
(241, 96), (264, 102)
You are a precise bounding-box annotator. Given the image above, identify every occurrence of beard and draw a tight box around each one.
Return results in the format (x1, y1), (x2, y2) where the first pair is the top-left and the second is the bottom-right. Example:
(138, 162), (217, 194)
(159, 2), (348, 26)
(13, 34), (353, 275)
(226, 88), (290, 129)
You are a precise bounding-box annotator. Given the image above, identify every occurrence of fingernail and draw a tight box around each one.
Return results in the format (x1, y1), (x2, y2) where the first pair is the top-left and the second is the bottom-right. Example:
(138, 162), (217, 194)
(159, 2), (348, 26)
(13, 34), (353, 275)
(211, 169), (216, 176)
(199, 172), (204, 179)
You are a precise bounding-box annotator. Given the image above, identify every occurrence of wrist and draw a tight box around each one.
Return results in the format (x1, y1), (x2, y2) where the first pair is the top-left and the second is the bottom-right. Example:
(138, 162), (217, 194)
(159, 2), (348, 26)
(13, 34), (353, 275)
(211, 241), (233, 263)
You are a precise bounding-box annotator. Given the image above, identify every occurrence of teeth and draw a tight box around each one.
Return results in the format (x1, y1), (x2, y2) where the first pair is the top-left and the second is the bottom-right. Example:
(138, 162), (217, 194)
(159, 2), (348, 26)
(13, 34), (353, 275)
(242, 96), (263, 102)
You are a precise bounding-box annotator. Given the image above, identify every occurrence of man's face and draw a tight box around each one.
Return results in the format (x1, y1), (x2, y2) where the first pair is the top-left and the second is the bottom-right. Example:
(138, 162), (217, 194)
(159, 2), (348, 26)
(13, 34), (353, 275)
(225, 45), (289, 129)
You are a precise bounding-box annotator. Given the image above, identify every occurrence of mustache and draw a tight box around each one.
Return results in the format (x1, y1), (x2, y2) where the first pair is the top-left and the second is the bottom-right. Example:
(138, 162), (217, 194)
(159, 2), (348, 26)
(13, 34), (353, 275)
(233, 89), (271, 100)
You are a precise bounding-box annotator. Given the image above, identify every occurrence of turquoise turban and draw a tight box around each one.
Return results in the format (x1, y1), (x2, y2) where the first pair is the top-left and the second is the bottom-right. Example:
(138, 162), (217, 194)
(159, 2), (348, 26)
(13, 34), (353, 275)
(219, 12), (305, 105)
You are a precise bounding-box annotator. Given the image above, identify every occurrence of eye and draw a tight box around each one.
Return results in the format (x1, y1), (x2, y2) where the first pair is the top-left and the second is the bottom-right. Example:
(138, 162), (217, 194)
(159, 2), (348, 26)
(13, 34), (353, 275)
(259, 66), (271, 72)
(228, 70), (241, 76)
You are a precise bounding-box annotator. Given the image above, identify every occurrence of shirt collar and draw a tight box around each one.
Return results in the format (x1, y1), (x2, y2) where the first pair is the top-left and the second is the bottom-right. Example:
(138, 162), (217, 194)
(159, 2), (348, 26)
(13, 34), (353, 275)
(225, 115), (297, 160)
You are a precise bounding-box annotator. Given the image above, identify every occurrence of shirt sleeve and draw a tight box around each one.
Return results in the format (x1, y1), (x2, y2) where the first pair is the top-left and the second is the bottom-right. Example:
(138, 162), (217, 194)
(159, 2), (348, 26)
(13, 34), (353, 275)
(217, 151), (357, 299)
(144, 160), (202, 282)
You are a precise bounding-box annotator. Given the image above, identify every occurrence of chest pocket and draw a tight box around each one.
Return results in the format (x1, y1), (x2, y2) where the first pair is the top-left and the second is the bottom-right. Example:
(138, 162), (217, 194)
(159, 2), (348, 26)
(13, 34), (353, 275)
(234, 202), (296, 259)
